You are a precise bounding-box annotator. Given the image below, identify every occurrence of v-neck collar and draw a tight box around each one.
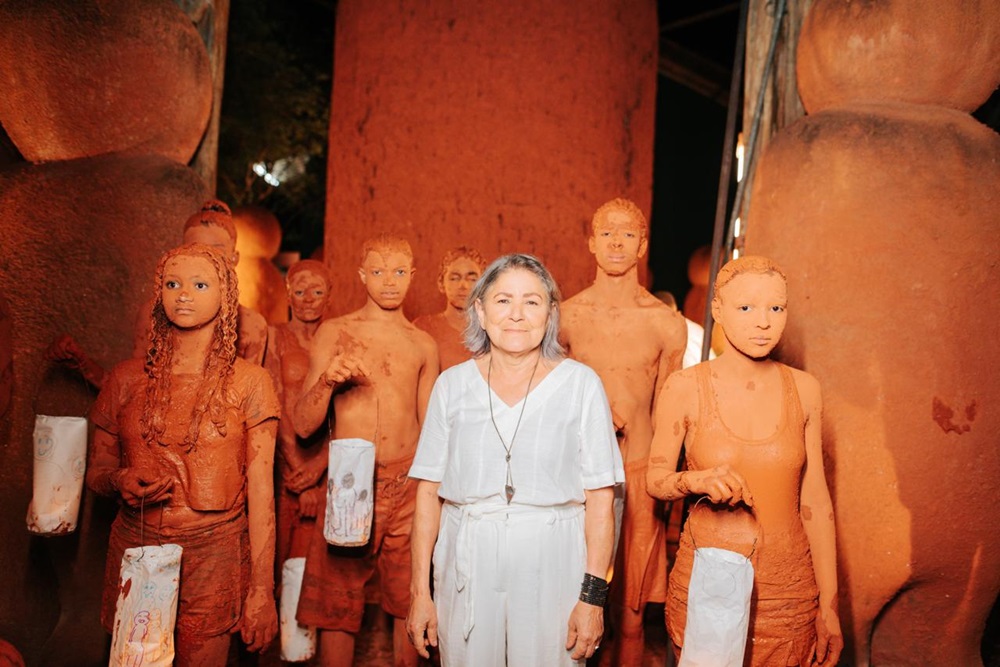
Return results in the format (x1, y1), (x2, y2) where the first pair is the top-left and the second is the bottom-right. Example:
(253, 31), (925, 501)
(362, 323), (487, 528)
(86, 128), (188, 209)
(472, 357), (569, 411)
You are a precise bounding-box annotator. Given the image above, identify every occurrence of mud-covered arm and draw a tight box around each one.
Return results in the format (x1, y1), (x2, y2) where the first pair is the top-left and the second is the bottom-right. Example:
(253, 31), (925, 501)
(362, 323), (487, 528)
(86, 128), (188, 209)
(240, 417), (279, 651)
(646, 371), (694, 500)
(797, 373), (843, 665)
(415, 336), (440, 426)
(292, 322), (340, 438)
(651, 310), (687, 417)
(46, 334), (107, 390)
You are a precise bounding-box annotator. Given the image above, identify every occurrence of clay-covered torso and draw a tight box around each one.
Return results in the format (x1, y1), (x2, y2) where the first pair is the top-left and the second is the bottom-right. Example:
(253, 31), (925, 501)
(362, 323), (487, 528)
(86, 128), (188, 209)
(92, 357), (280, 531)
(668, 362), (819, 665)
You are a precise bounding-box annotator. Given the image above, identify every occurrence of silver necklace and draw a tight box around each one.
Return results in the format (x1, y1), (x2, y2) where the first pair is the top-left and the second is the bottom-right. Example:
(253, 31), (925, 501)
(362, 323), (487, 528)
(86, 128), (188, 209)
(487, 354), (540, 504)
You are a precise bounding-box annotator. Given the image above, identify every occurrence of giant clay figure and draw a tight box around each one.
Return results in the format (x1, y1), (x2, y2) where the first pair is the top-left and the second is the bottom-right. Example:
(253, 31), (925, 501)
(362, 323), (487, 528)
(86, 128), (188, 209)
(86, 244), (280, 663)
(647, 256), (842, 666)
(558, 198), (687, 666)
(49, 200), (268, 388)
(412, 246), (486, 371)
(264, 260), (332, 569)
(292, 234), (439, 667)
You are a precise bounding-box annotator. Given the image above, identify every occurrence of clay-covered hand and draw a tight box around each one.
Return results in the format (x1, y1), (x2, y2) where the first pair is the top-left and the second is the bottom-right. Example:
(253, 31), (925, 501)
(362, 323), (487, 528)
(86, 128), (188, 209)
(565, 600), (604, 660)
(45, 333), (87, 367)
(406, 593), (438, 659)
(322, 352), (371, 387)
(285, 455), (328, 494)
(297, 487), (324, 518)
(115, 469), (174, 508)
(686, 465), (754, 506)
(238, 586), (278, 653)
(811, 606), (843, 666)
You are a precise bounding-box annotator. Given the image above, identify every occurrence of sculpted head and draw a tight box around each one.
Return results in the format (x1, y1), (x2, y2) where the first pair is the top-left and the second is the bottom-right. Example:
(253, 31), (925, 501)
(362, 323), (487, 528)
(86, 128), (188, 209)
(151, 243), (239, 347)
(437, 246), (486, 311)
(466, 254), (564, 360)
(182, 199), (239, 265)
(286, 259), (330, 324)
(589, 198), (648, 276)
(711, 255), (788, 359)
(143, 243), (240, 450)
(358, 233), (415, 310)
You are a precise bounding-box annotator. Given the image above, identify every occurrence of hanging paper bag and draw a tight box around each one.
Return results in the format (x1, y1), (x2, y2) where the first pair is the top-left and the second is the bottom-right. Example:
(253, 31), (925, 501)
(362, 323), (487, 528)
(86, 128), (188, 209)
(26, 415), (87, 535)
(279, 557), (316, 661)
(678, 545), (754, 667)
(324, 438), (375, 547)
(679, 498), (757, 667)
(109, 543), (183, 667)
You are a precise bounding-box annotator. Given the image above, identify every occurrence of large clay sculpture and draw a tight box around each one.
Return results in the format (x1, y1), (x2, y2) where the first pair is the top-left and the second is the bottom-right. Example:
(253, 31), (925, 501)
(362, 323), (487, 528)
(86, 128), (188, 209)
(745, 1), (1000, 663)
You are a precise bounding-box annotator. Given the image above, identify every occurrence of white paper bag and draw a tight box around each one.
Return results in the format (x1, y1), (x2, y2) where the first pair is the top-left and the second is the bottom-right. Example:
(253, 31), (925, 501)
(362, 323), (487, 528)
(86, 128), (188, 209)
(279, 557), (316, 661)
(26, 415), (87, 535)
(324, 438), (375, 547)
(109, 543), (183, 667)
(679, 546), (754, 667)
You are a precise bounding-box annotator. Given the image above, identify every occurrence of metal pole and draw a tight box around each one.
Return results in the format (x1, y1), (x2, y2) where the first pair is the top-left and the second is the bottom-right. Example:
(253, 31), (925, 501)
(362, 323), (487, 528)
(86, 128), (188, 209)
(702, 0), (749, 361)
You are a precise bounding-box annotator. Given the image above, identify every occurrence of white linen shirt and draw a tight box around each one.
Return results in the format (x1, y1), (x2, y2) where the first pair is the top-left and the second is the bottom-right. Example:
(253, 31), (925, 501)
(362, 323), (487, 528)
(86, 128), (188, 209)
(409, 358), (624, 505)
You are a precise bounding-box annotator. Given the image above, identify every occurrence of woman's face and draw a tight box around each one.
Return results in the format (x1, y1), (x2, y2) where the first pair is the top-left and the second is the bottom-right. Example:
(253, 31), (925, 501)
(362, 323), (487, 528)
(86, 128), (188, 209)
(712, 271), (787, 359)
(475, 268), (550, 356)
(288, 269), (329, 323)
(161, 255), (222, 330)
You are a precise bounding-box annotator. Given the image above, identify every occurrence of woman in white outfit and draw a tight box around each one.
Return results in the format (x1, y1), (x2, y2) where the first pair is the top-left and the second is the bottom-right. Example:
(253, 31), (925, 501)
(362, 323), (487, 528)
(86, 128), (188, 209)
(406, 253), (624, 666)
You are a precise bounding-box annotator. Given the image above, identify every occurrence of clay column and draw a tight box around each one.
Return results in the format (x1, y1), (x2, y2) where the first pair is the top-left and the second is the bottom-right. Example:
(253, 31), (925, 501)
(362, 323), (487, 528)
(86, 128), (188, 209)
(744, 1), (1000, 664)
(324, 0), (659, 316)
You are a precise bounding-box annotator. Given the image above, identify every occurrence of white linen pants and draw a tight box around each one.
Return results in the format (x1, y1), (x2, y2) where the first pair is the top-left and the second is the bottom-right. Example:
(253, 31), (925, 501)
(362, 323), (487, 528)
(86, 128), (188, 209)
(434, 501), (587, 667)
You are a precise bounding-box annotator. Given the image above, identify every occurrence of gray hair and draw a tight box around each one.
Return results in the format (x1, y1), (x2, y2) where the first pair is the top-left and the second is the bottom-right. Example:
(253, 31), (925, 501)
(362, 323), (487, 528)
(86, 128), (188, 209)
(464, 253), (565, 360)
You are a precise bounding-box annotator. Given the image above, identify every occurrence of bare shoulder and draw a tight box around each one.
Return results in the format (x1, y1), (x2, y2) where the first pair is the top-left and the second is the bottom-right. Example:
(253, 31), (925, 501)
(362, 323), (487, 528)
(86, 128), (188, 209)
(786, 364), (822, 410)
(661, 365), (699, 409)
(562, 286), (597, 312)
(239, 305), (267, 334)
(313, 316), (350, 347)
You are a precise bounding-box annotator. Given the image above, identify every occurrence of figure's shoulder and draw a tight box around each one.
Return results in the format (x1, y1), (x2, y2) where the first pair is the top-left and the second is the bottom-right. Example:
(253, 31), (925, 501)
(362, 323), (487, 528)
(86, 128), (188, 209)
(107, 357), (146, 384)
(782, 363), (821, 405)
(562, 287), (597, 312)
(411, 312), (440, 330)
(233, 356), (272, 385)
(238, 305), (267, 333)
(664, 363), (700, 393)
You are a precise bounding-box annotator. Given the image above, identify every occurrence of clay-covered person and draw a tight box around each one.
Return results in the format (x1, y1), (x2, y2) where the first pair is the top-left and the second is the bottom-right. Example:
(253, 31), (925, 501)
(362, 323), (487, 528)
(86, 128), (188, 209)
(647, 256), (842, 665)
(264, 259), (332, 568)
(559, 197), (687, 665)
(292, 234), (439, 667)
(86, 244), (280, 664)
(406, 253), (625, 666)
(413, 246), (486, 371)
(47, 200), (268, 388)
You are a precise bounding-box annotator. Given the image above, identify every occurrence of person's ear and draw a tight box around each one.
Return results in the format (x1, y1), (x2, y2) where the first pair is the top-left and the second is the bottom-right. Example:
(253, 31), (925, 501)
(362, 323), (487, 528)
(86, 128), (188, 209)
(358, 266), (366, 285)
(638, 236), (648, 259)
(473, 298), (486, 328)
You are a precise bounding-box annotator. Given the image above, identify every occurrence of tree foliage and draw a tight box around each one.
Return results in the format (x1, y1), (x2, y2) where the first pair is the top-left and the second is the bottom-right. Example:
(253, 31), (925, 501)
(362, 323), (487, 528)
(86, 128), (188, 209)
(218, 0), (335, 255)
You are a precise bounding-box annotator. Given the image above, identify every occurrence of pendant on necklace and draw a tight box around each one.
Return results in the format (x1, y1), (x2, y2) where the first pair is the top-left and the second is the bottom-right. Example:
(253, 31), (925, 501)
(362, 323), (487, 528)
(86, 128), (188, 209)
(505, 484), (515, 504)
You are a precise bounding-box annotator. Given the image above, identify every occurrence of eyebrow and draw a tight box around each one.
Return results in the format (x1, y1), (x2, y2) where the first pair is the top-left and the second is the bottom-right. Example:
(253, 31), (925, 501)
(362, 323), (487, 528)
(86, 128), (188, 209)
(493, 291), (544, 299)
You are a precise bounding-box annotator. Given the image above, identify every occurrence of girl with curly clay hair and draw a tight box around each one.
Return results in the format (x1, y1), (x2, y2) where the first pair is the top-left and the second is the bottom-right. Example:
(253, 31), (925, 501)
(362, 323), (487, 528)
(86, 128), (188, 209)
(87, 243), (281, 664)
